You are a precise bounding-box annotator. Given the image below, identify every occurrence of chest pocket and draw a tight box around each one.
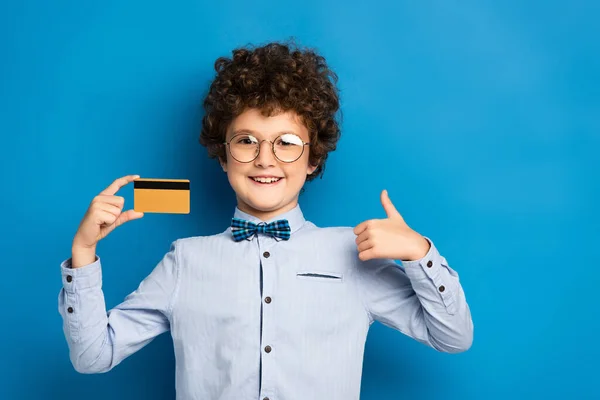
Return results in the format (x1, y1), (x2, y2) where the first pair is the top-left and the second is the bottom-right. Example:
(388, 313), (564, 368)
(289, 270), (350, 333)
(296, 271), (343, 282)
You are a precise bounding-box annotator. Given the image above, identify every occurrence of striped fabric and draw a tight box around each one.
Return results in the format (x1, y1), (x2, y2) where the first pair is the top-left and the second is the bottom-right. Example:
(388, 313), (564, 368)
(230, 217), (291, 241)
(58, 204), (474, 399)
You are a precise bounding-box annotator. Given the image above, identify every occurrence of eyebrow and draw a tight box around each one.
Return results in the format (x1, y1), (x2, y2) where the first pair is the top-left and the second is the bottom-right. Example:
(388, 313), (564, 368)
(231, 129), (300, 138)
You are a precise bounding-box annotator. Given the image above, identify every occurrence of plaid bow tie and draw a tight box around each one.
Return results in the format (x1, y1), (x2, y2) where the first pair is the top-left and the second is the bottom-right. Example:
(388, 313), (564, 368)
(231, 217), (291, 242)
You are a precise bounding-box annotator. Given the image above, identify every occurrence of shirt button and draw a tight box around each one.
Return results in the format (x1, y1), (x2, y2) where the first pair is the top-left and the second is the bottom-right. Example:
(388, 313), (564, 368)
(264, 345), (272, 353)
(265, 296), (272, 304)
(263, 251), (270, 258)
(438, 285), (445, 292)
(67, 307), (74, 313)
(427, 260), (433, 268)
(66, 275), (73, 282)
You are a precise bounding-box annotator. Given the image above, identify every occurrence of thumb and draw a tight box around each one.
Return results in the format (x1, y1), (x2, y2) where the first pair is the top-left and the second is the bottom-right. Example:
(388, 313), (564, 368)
(105, 209), (144, 234)
(381, 189), (402, 219)
(116, 209), (144, 227)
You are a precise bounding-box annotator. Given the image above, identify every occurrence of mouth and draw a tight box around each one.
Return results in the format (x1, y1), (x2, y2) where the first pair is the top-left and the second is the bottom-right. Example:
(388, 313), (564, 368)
(249, 176), (284, 185)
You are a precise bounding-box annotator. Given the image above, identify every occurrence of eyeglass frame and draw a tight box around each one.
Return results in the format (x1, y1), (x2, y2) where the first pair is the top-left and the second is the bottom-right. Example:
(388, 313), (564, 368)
(223, 133), (311, 163)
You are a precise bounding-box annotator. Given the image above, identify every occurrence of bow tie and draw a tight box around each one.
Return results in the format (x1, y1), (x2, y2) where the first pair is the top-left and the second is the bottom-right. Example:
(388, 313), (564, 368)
(231, 217), (291, 242)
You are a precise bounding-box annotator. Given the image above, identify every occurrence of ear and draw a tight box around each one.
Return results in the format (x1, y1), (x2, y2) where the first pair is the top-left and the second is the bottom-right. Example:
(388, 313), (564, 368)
(307, 162), (318, 176)
(219, 157), (228, 172)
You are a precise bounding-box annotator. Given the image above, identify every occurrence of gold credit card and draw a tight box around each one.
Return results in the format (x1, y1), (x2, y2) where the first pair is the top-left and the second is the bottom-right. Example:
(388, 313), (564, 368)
(133, 178), (190, 214)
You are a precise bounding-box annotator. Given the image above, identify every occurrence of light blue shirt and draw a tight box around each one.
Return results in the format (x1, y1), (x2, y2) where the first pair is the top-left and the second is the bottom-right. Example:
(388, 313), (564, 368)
(58, 204), (473, 400)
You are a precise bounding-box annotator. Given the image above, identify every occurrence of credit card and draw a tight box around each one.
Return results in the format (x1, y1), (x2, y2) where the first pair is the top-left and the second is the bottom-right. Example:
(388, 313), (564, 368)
(133, 178), (190, 214)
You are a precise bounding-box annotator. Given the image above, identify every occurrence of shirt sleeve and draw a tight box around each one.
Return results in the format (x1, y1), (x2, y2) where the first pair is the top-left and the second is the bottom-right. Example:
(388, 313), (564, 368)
(352, 236), (474, 353)
(58, 240), (180, 373)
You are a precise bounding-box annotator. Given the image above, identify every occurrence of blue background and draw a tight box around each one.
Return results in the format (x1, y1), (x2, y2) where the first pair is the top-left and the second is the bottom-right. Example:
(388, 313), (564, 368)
(1, 0), (598, 399)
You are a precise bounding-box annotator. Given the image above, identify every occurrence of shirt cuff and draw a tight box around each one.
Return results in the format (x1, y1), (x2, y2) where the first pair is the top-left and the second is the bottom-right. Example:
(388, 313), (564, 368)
(401, 237), (438, 276)
(401, 236), (459, 314)
(60, 256), (102, 292)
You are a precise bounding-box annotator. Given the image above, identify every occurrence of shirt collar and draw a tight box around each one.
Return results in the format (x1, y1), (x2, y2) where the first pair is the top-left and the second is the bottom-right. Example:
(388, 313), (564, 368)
(232, 203), (306, 235)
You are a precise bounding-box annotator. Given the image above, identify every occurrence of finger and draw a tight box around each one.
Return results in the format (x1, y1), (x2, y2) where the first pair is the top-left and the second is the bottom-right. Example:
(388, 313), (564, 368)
(96, 210), (119, 239)
(113, 209), (144, 228)
(100, 175), (140, 196)
(95, 195), (125, 209)
(96, 209), (119, 228)
(356, 239), (373, 253)
(354, 230), (371, 246)
(353, 221), (366, 236)
(97, 202), (122, 218)
(358, 248), (376, 262)
(381, 189), (402, 219)
(354, 219), (377, 236)
(98, 210), (143, 239)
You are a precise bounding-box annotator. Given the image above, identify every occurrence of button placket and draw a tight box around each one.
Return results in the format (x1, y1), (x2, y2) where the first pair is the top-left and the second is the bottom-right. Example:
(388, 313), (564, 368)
(64, 291), (80, 341)
(260, 246), (274, 347)
(424, 259), (457, 315)
(258, 237), (280, 399)
(64, 272), (75, 314)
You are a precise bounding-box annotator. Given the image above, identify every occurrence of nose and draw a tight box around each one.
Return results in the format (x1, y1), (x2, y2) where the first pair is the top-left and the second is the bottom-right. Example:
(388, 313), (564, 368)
(254, 140), (276, 167)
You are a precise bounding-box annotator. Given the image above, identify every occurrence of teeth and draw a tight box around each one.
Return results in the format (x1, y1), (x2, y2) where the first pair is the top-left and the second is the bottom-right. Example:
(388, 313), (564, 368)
(252, 177), (281, 183)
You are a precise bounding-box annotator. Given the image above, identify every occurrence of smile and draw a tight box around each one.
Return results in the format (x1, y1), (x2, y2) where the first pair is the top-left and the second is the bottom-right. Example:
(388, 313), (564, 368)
(249, 176), (283, 184)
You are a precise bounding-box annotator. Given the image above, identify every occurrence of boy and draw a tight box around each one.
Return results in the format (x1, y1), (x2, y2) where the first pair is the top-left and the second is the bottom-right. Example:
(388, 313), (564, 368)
(59, 41), (473, 400)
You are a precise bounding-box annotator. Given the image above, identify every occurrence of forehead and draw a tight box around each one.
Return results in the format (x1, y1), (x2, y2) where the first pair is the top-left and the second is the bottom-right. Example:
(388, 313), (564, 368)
(227, 108), (308, 139)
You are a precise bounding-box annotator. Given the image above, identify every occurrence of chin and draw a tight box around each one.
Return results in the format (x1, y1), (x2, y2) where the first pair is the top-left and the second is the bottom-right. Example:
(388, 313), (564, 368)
(245, 198), (285, 212)
(237, 192), (300, 216)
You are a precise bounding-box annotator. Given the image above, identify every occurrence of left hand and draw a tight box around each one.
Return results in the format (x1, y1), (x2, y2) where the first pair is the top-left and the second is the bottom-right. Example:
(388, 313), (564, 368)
(354, 190), (431, 262)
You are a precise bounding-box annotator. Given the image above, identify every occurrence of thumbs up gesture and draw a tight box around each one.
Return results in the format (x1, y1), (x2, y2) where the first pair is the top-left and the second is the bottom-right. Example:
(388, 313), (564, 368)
(353, 190), (431, 262)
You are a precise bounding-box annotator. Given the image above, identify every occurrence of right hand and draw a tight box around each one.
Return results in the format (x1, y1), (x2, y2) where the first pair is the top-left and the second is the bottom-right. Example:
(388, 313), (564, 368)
(72, 175), (144, 252)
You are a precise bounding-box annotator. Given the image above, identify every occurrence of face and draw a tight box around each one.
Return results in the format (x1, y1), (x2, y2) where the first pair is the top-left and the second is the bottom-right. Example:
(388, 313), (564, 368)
(220, 108), (318, 221)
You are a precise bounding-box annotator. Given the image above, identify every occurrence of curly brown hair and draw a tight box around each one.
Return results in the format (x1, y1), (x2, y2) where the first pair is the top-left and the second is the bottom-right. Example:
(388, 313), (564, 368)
(199, 39), (342, 181)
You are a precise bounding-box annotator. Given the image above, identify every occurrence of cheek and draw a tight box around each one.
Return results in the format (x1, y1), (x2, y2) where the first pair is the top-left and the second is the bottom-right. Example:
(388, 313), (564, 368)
(283, 164), (310, 182)
(224, 162), (244, 184)
(233, 166), (256, 186)
(225, 158), (243, 175)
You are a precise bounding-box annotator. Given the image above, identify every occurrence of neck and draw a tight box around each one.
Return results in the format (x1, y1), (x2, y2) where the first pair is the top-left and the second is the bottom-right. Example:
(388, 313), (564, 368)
(237, 198), (298, 221)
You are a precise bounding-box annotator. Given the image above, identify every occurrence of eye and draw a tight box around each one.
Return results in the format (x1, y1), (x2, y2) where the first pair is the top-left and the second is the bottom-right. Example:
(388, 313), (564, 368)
(277, 133), (303, 146)
(234, 135), (258, 145)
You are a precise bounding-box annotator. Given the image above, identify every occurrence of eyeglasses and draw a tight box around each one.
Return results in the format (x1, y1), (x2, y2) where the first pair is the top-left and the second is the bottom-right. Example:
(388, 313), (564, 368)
(223, 133), (310, 163)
